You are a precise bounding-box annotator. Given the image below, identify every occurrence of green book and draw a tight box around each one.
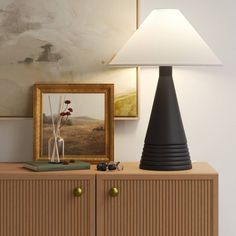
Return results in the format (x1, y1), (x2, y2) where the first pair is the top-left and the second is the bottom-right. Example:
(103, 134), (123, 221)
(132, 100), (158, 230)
(23, 161), (90, 172)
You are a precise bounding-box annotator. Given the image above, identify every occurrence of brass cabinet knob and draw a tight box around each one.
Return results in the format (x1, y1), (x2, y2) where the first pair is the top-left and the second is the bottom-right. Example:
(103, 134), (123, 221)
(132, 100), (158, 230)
(73, 187), (83, 197)
(109, 187), (119, 197)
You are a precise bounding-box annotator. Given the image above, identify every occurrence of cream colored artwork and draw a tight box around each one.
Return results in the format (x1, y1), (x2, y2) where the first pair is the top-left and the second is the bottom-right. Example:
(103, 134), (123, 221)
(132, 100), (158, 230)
(0, 0), (138, 118)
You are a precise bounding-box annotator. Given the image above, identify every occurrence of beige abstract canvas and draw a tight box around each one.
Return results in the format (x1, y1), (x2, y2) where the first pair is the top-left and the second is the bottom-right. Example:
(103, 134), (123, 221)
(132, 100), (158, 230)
(0, 0), (138, 118)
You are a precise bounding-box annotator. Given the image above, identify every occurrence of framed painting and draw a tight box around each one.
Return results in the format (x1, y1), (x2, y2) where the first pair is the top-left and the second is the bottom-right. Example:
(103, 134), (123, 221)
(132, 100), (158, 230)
(0, 0), (139, 119)
(33, 84), (114, 163)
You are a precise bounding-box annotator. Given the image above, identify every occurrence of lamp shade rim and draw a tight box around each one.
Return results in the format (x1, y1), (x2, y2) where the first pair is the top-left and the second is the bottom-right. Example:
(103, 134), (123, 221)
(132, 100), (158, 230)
(108, 63), (223, 67)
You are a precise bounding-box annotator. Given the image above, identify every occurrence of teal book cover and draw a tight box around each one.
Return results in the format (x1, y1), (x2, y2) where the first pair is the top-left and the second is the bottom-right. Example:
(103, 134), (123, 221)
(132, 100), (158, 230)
(23, 161), (90, 172)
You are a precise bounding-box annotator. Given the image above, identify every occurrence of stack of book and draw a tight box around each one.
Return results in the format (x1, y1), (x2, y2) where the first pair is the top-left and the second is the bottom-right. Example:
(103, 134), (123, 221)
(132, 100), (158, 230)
(23, 161), (90, 172)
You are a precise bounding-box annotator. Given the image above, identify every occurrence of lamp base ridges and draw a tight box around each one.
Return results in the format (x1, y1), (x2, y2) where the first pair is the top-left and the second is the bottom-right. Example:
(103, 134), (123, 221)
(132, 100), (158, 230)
(140, 144), (192, 171)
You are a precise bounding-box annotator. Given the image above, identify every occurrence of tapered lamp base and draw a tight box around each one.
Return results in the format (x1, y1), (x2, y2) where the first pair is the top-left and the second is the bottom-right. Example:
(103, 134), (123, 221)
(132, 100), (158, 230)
(140, 66), (192, 171)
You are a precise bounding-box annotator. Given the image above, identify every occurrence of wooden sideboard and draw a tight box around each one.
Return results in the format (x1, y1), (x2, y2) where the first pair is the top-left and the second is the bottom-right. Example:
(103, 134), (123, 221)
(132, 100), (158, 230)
(0, 162), (218, 236)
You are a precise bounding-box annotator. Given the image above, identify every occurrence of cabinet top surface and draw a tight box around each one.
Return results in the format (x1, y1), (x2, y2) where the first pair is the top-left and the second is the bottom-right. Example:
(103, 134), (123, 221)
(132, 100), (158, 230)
(0, 162), (217, 177)
(97, 162), (217, 176)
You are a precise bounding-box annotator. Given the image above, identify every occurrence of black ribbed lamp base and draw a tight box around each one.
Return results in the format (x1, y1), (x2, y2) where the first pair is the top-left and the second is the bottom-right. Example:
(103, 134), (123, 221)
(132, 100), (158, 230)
(140, 66), (192, 171)
(140, 144), (192, 171)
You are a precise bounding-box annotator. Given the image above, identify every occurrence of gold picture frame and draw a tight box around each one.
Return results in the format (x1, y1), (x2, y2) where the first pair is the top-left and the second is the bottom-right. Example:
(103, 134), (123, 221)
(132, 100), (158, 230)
(33, 84), (114, 163)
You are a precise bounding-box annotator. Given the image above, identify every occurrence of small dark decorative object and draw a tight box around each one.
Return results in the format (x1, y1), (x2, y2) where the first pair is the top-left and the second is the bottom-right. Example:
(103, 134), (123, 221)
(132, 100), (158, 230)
(108, 163), (117, 171)
(97, 163), (107, 171)
(97, 162), (123, 171)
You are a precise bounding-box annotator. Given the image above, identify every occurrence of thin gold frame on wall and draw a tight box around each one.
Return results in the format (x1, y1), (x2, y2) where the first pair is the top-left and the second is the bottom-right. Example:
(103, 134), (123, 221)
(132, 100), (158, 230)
(0, 0), (139, 119)
(33, 84), (114, 163)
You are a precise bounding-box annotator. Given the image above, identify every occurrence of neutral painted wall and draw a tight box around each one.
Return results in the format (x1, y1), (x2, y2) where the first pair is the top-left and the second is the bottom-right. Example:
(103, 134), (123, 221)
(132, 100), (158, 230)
(0, 0), (235, 235)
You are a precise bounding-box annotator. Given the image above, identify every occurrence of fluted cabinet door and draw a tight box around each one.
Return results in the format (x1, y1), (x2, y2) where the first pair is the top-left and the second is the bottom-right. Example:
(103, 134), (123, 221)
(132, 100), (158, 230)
(96, 163), (218, 236)
(0, 171), (95, 236)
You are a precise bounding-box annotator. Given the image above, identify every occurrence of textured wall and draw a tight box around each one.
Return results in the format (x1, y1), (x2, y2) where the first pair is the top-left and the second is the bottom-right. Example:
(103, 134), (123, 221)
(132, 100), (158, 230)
(0, 0), (235, 235)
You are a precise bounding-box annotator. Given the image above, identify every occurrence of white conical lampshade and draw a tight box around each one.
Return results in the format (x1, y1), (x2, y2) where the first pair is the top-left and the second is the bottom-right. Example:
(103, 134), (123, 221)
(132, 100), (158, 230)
(110, 9), (221, 66)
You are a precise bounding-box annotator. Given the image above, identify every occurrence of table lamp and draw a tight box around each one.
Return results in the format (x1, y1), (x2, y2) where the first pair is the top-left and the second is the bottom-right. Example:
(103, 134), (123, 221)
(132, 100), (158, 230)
(110, 9), (221, 171)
